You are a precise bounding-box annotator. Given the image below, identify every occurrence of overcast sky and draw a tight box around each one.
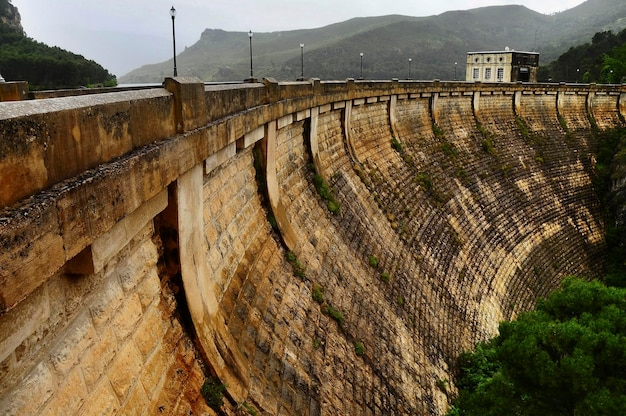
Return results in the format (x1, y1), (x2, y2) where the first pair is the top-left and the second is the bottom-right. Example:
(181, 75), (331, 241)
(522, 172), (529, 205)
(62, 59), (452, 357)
(11, 0), (585, 77)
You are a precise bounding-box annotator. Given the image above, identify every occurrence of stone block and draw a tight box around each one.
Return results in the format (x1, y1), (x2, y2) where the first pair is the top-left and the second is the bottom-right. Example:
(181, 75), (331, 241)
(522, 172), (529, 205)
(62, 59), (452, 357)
(89, 274), (124, 328)
(49, 311), (96, 375)
(118, 380), (149, 416)
(0, 114), (48, 208)
(136, 268), (162, 310)
(81, 326), (118, 389)
(278, 114), (293, 130)
(89, 190), (166, 274)
(239, 125), (264, 150)
(107, 341), (143, 400)
(133, 304), (167, 358)
(79, 377), (120, 416)
(0, 361), (55, 415)
(0, 199), (65, 313)
(0, 81), (28, 101)
(39, 366), (87, 416)
(117, 237), (159, 294)
(205, 142), (236, 175)
(0, 283), (50, 363)
(110, 292), (143, 343)
(164, 77), (208, 133)
(140, 343), (169, 399)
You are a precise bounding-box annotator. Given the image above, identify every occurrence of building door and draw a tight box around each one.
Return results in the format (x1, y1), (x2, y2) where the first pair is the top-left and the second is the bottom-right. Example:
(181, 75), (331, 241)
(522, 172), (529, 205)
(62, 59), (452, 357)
(519, 67), (530, 82)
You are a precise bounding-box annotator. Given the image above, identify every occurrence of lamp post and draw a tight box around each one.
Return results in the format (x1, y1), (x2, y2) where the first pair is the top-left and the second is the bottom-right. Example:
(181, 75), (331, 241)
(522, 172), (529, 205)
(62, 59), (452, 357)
(248, 30), (254, 79)
(300, 43), (304, 80)
(360, 52), (364, 79)
(408, 58), (412, 80)
(454, 62), (457, 81)
(170, 6), (177, 77)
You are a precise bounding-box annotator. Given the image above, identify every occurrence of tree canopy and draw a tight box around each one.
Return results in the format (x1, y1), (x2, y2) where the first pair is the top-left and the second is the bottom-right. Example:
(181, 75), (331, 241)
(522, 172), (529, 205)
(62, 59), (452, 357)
(448, 278), (626, 415)
(540, 28), (626, 83)
(0, 20), (116, 89)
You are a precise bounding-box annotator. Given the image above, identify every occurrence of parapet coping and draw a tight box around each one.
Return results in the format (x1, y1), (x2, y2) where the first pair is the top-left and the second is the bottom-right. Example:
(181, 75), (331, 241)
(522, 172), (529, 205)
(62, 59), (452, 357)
(0, 88), (171, 120)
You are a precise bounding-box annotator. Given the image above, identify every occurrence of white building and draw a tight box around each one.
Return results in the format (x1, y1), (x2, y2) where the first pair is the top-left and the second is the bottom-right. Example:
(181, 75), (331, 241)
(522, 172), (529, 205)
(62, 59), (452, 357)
(466, 49), (539, 83)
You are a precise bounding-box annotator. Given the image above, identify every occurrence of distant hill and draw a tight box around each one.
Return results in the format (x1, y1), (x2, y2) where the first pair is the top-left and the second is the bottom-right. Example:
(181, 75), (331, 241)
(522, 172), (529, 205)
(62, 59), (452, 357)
(120, 0), (626, 83)
(0, 0), (116, 89)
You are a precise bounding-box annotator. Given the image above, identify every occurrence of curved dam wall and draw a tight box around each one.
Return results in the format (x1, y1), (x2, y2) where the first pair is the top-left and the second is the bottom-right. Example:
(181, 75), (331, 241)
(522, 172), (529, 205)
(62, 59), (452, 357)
(0, 78), (622, 415)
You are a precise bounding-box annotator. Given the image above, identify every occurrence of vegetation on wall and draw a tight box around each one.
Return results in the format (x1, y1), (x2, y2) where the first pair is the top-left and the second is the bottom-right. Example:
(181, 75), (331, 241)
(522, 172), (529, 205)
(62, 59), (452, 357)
(201, 377), (226, 411)
(0, 2), (116, 89)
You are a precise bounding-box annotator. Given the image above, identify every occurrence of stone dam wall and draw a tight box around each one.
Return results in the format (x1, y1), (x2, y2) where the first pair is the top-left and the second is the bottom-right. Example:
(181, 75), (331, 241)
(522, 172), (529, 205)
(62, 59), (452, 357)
(0, 78), (623, 415)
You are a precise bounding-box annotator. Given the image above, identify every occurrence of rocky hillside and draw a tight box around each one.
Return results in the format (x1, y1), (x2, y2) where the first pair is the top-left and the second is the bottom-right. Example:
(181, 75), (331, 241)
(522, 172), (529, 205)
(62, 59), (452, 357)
(0, 0), (116, 88)
(0, 0), (22, 34)
(120, 0), (626, 83)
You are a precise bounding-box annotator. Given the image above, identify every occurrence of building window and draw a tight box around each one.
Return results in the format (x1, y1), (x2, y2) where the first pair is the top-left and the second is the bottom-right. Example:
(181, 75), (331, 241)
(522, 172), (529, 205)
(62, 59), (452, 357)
(497, 68), (504, 81)
(485, 68), (492, 80)
(473, 68), (480, 79)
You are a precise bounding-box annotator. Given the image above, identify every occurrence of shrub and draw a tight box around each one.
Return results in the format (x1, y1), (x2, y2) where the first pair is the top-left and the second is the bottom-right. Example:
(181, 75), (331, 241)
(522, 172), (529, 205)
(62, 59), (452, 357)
(368, 255), (379, 268)
(449, 278), (626, 415)
(441, 141), (458, 159)
(313, 174), (341, 215)
(515, 116), (530, 138)
(354, 341), (365, 356)
(323, 304), (344, 326)
(286, 251), (306, 279)
(436, 378), (449, 393)
(391, 137), (403, 153)
(416, 172), (433, 191)
(201, 378), (226, 411)
(433, 123), (445, 138)
(380, 272), (390, 283)
(312, 283), (325, 304)
(476, 122), (489, 138)
(481, 137), (496, 155)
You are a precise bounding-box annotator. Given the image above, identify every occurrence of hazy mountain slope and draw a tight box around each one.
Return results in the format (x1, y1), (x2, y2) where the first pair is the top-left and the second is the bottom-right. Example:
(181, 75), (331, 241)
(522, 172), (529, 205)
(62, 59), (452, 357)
(538, 0), (626, 62)
(120, 0), (626, 83)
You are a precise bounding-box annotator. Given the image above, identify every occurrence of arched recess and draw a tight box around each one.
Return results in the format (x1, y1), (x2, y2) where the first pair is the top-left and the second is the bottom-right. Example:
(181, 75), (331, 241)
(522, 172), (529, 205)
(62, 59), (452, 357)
(175, 164), (250, 402)
(263, 119), (299, 251)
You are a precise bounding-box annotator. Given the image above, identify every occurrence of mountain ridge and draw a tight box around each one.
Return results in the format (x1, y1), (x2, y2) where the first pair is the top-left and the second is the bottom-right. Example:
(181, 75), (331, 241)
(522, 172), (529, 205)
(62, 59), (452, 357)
(117, 0), (626, 83)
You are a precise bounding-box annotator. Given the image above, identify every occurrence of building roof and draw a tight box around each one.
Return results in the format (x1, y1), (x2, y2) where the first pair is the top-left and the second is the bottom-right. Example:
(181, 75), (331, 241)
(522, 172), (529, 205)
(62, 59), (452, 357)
(467, 50), (539, 55)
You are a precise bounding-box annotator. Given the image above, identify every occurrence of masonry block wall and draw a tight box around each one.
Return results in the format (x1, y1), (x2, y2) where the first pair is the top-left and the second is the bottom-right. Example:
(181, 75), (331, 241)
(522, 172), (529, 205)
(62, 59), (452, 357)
(0, 79), (622, 415)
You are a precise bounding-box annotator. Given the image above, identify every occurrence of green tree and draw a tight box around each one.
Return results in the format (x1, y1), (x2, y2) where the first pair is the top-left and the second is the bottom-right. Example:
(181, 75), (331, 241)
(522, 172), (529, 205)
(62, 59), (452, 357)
(540, 28), (626, 83)
(0, 20), (116, 89)
(449, 278), (626, 415)
(600, 43), (626, 83)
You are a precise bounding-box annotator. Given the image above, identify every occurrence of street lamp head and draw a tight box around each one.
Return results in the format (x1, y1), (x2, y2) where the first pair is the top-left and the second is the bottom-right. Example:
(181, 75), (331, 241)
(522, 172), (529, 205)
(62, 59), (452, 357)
(248, 30), (253, 38)
(360, 52), (364, 57)
(170, 6), (176, 18)
(300, 43), (304, 48)
(409, 58), (412, 62)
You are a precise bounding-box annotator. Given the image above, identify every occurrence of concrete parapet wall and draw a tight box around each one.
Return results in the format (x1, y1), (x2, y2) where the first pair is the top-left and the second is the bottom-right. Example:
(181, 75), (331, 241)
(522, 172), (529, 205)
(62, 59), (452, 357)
(0, 78), (623, 415)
